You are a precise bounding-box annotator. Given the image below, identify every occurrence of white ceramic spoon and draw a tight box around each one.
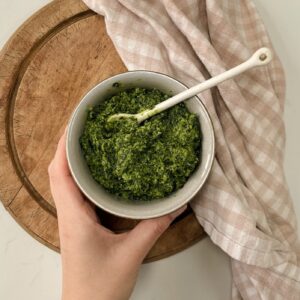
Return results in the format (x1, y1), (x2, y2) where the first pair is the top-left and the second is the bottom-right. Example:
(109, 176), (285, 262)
(108, 47), (272, 123)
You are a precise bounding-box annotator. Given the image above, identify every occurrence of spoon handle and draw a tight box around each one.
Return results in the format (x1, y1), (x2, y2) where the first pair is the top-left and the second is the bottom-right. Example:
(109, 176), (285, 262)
(138, 47), (272, 123)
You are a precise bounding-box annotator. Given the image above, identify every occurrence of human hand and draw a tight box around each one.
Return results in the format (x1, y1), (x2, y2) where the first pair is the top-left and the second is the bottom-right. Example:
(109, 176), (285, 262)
(48, 132), (186, 300)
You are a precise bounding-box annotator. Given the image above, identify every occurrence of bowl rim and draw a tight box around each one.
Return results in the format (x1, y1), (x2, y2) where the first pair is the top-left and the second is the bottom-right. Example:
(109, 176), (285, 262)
(66, 70), (215, 219)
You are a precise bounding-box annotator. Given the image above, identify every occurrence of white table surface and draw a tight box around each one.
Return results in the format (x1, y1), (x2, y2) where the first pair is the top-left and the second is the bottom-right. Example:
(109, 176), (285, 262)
(0, 1), (299, 299)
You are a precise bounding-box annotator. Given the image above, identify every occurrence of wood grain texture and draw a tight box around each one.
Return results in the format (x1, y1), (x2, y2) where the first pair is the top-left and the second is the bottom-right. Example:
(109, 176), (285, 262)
(0, 0), (205, 262)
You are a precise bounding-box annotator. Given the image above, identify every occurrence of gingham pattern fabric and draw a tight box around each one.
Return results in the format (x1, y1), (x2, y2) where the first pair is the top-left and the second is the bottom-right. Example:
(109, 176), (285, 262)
(83, 0), (300, 298)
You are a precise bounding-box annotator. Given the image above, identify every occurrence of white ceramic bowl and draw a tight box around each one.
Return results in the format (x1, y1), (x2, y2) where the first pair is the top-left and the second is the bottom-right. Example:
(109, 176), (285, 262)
(67, 71), (214, 219)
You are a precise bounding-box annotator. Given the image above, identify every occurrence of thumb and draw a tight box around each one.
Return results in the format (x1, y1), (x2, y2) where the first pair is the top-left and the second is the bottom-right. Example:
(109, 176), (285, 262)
(126, 206), (187, 261)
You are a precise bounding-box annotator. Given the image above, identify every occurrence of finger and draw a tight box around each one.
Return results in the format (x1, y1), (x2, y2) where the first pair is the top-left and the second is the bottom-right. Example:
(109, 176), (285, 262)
(51, 130), (70, 177)
(48, 131), (80, 204)
(49, 160), (99, 224)
(48, 132), (100, 226)
(126, 206), (187, 261)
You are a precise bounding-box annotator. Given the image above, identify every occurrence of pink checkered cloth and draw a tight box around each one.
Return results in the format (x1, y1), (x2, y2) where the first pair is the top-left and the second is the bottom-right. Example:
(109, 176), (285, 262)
(83, 0), (300, 298)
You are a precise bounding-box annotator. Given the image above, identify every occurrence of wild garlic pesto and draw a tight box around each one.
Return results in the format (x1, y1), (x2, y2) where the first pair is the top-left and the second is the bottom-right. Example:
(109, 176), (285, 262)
(80, 87), (201, 201)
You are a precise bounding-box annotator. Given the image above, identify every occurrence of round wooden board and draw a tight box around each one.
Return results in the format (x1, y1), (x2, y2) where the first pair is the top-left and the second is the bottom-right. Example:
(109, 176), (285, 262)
(0, 0), (205, 262)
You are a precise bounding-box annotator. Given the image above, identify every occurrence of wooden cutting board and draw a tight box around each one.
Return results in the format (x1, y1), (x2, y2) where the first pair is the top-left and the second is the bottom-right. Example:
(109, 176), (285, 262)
(0, 0), (205, 262)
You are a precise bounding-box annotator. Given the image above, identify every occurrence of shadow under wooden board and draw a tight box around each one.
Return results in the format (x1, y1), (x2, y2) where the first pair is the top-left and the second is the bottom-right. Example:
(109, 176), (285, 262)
(0, 0), (205, 262)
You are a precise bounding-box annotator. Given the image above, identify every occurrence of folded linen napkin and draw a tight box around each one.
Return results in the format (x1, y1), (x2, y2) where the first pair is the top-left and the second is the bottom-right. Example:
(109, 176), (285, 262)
(83, 0), (300, 298)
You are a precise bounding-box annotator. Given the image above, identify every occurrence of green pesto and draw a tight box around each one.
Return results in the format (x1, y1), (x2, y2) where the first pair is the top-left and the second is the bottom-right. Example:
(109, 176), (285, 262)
(80, 87), (201, 201)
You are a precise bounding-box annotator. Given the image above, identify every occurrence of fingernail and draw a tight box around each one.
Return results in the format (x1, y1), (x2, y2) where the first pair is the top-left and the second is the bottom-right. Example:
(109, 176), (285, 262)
(170, 205), (187, 219)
